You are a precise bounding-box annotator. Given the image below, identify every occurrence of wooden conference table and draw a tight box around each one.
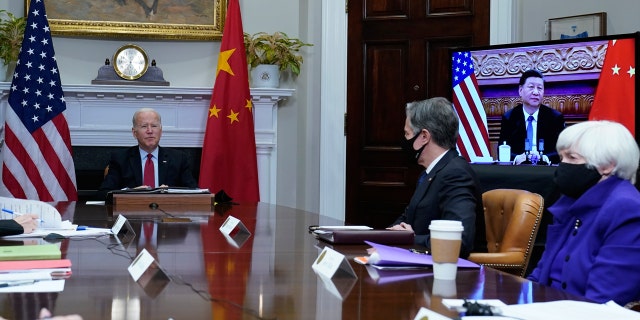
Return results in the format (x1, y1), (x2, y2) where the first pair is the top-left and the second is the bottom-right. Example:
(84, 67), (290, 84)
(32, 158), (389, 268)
(0, 201), (587, 320)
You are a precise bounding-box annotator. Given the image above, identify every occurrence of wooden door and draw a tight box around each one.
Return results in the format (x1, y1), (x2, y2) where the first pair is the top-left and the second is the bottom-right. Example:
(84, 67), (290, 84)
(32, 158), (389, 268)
(345, 0), (490, 227)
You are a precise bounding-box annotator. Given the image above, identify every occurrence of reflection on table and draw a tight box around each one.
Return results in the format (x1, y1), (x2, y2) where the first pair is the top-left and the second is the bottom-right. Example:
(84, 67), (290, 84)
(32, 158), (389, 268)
(0, 202), (588, 320)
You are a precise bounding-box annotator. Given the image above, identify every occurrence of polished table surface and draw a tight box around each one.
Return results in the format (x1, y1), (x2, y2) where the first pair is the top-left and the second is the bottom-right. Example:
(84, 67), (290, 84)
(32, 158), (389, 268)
(0, 201), (587, 320)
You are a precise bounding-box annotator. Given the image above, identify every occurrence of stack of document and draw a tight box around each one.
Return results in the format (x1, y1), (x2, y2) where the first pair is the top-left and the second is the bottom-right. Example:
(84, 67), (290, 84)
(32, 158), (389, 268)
(0, 259), (71, 292)
(0, 196), (112, 238)
(0, 244), (61, 261)
(2, 226), (113, 239)
(0, 196), (63, 229)
(112, 187), (210, 194)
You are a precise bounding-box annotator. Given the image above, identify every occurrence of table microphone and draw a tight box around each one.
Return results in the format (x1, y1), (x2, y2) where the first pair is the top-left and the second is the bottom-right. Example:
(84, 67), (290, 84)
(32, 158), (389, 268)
(148, 202), (191, 223)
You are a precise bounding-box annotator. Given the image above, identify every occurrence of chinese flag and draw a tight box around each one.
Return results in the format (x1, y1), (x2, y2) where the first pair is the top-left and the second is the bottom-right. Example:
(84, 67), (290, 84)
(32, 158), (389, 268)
(199, 0), (260, 202)
(201, 204), (257, 319)
(589, 38), (636, 136)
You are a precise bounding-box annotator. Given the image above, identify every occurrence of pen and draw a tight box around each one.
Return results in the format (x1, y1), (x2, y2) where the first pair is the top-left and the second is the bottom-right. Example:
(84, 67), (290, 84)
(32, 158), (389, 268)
(2, 208), (43, 223)
(1, 208), (20, 215)
(0, 280), (36, 288)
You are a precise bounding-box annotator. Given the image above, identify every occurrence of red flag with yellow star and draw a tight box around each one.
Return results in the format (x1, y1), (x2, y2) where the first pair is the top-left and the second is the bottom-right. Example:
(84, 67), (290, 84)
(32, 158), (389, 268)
(199, 0), (259, 202)
(589, 38), (636, 136)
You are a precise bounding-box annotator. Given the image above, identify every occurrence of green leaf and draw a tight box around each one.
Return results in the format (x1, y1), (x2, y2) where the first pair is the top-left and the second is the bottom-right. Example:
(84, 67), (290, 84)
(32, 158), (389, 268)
(243, 31), (312, 77)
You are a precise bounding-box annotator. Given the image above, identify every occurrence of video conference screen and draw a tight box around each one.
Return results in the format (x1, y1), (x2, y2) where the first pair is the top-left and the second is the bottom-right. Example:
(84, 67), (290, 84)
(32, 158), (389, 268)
(450, 32), (639, 162)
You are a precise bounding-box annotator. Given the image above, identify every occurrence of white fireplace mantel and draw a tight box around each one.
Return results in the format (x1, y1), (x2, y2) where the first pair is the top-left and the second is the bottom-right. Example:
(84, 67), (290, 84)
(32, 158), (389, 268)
(0, 83), (294, 204)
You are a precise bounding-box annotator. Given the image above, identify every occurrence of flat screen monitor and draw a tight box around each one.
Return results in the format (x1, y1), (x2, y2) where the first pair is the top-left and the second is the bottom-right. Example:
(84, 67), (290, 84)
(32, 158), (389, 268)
(450, 32), (639, 163)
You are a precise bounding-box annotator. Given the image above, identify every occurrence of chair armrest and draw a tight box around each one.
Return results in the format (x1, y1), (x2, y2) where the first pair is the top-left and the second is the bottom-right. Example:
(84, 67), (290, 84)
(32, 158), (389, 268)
(468, 252), (525, 265)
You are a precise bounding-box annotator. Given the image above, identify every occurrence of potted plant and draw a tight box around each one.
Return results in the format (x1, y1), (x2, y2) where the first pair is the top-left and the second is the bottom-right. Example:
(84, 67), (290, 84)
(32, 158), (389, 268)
(0, 10), (26, 81)
(243, 31), (312, 88)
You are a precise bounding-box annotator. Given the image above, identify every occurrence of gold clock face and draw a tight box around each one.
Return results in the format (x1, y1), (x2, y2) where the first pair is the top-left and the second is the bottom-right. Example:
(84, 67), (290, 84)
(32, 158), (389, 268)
(113, 44), (149, 80)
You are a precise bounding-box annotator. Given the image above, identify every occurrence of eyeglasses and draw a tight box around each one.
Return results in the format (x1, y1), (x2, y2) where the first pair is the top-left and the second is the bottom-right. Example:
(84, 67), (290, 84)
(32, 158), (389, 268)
(136, 124), (161, 130)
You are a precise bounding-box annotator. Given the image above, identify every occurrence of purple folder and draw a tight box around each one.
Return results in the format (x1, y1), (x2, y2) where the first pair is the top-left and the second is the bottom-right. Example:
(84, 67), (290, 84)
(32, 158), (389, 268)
(364, 265), (433, 285)
(364, 241), (480, 268)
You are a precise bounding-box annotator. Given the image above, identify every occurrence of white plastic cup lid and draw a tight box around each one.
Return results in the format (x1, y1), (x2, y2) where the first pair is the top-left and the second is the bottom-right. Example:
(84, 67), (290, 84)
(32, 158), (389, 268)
(429, 220), (464, 232)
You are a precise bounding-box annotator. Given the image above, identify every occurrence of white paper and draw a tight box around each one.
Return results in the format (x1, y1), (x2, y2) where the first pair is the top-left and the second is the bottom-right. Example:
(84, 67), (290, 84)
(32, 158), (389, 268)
(0, 279), (65, 293)
(165, 188), (210, 194)
(500, 300), (640, 320)
(0, 271), (52, 282)
(128, 249), (155, 281)
(311, 247), (358, 279)
(119, 187), (210, 194)
(460, 317), (520, 320)
(312, 247), (344, 279)
(219, 216), (240, 235)
(313, 225), (373, 230)
(111, 215), (127, 234)
(2, 227), (112, 239)
(0, 196), (62, 228)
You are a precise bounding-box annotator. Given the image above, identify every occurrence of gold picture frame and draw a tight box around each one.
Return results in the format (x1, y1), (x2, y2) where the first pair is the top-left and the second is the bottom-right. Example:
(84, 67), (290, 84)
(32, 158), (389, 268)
(27, 0), (228, 40)
(548, 12), (607, 40)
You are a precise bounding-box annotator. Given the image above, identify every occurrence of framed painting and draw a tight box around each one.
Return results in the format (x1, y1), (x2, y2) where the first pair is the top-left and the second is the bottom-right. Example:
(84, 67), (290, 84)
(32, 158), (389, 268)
(548, 12), (607, 40)
(27, 0), (228, 40)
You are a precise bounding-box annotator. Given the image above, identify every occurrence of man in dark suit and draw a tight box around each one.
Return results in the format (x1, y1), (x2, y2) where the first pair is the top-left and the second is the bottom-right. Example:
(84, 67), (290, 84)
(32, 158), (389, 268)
(498, 69), (566, 164)
(388, 97), (487, 258)
(98, 108), (197, 199)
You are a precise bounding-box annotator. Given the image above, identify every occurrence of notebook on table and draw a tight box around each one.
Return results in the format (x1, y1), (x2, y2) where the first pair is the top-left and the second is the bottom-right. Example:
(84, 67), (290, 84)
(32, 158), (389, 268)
(0, 244), (61, 261)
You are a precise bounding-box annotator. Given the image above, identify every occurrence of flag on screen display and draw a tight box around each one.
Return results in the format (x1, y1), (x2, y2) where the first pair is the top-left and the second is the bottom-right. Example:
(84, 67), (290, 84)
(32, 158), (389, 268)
(199, 0), (260, 202)
(0, 0), (77, 201)
(589, 38), (635, 136)
(451, 51), (491, 161)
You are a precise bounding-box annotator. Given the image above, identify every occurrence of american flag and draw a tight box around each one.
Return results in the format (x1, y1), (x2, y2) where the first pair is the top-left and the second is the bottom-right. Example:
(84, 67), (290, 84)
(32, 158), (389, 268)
(0, 0), (77, 201)
(451, 51), (491, 161)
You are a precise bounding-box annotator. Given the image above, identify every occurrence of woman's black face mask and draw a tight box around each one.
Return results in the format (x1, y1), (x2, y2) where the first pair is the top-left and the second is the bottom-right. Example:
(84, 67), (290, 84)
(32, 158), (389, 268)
(554, 162), (602, 198)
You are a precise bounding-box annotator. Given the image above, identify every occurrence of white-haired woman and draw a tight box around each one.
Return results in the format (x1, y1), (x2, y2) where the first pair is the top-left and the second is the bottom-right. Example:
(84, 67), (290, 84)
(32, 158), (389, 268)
(528, 120), (640, 306)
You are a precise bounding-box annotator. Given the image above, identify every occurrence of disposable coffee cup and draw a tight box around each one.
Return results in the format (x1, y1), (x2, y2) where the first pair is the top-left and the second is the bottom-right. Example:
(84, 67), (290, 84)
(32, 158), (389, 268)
(429, 220), (463, 280)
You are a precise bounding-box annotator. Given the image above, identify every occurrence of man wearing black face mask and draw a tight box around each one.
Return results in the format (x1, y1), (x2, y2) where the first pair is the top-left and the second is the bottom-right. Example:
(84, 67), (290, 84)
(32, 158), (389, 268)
(528, 120), (640, 306)
(387, 97), (487, 258)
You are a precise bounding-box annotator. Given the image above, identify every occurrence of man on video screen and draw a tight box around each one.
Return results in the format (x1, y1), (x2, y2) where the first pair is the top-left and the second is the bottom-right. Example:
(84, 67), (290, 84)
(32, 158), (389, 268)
(498, 69), (566, 164)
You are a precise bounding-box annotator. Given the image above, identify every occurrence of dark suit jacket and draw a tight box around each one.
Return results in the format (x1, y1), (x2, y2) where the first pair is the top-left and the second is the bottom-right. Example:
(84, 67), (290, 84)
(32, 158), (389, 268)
(98, 146), (197, 199)
(391, 149), (487, 258)
(0, 220), (23, 237)
(498, 104), (566, 163)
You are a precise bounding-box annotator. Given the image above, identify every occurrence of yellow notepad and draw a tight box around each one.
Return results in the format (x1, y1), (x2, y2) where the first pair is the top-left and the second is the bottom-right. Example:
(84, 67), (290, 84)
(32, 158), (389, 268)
(0, 244), (61, 261)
